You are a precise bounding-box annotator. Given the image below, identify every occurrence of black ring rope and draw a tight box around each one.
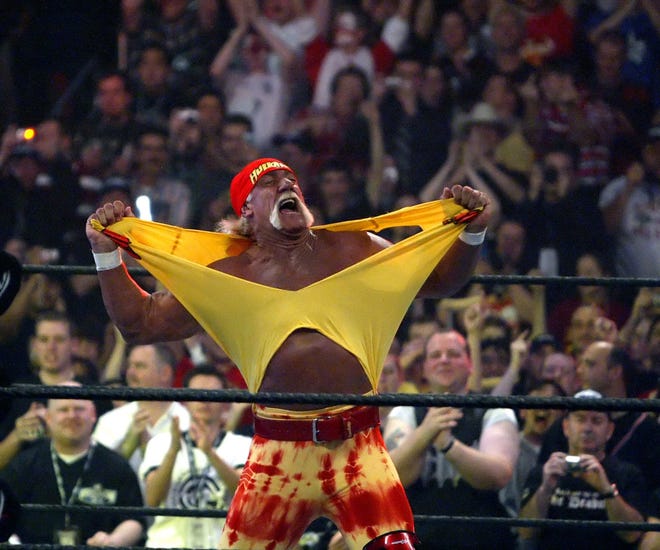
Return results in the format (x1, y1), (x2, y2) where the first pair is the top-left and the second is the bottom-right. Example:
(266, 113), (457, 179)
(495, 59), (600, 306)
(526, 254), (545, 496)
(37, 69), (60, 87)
(7, 264), (660, 546)
(2, 384), (659, 412)
(20, 263), (660, 288)
(19, 504), (660, 531)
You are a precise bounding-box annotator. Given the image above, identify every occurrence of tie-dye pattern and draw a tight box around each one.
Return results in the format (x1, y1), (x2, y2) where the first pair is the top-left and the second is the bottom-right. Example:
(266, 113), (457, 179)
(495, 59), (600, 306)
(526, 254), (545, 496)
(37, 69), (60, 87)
(218, 426), (414, 549)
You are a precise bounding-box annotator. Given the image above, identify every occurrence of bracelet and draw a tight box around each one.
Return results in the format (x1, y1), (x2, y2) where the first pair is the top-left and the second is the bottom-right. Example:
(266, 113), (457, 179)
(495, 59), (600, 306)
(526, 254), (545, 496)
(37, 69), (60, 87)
(602, 483), (619, 499)
(92, 249), (123, 271)
(440, 436), (455, 454)
(459, 228), (487, 246)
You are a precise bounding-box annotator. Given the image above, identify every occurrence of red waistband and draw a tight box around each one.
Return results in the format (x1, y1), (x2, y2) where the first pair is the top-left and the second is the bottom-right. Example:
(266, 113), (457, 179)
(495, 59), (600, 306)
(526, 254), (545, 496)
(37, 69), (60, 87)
(253, 405), (380, 443)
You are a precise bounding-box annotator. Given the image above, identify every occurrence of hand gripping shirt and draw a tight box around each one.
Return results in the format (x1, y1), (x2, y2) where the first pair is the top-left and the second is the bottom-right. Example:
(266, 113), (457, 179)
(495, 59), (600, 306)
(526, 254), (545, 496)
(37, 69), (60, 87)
(95, 200), (473, 392)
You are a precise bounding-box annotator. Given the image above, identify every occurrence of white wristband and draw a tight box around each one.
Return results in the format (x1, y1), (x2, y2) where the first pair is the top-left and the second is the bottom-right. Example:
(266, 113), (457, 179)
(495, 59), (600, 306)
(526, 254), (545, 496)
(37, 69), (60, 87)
(459, 228), (487, 246)
(92, 249), (123, 271)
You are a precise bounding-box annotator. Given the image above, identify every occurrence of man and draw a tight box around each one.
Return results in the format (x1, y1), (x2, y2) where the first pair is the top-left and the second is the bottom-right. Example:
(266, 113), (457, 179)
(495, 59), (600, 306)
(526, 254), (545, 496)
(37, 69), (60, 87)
(384, 330), (519, 549)
(599, 124), (660, 278)
(140, 366), (252, 548)
(520, 389), (647, 550)
(0, 311), (80, 469)
(539, 341), (660, 491)
(0, 382), (145, 545)
(93, 343), (190, 474)
(129, 126), (192, 227)
(86, 156), (491, 548)
(500, 380), (564, 517)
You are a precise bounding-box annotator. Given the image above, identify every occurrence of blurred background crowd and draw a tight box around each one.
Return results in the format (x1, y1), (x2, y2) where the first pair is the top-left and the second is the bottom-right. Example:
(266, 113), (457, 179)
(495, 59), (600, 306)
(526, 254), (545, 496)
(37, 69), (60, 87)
(0, 0), (659, 548)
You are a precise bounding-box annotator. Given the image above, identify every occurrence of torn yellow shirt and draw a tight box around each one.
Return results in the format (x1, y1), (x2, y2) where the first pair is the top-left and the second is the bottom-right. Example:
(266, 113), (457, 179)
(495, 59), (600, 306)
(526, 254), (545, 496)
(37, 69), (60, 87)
(101, 200), (467, 392)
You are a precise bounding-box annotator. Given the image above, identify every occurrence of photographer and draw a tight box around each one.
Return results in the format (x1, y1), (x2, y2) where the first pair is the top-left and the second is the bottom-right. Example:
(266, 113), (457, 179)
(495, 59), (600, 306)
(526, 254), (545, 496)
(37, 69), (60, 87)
(519, 389), (648, 550)
(520, 143), (609, 280)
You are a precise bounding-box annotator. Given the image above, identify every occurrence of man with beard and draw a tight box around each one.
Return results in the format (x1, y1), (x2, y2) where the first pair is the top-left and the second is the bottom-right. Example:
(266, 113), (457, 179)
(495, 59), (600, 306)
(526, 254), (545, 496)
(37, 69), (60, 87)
(85, 157), (491, 549)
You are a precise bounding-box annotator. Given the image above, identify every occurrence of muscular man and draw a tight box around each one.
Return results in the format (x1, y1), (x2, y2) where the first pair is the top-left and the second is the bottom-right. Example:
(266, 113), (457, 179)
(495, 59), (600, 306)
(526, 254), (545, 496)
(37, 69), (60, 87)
(86, 157), (491, 549)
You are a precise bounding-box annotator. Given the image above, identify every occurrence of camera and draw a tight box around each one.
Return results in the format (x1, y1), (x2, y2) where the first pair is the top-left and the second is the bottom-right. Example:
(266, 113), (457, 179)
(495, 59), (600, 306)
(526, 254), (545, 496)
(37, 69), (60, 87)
(565, 455), (583, 473)
(16, 127), (36, 141)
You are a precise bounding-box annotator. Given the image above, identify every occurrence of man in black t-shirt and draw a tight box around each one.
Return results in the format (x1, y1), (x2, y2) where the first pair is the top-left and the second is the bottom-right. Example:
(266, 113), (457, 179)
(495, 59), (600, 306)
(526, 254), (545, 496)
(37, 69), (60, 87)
(0, 382), (145, 544)
(520, 390), (648, 550)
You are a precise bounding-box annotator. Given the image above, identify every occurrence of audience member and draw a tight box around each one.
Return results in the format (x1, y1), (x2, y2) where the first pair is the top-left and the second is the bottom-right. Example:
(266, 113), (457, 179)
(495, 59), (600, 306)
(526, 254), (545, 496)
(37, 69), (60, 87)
(582, 0), (660, 109)
(73, 71), (139, 178)
(93, 343), (191, 474)
(481, 73), (536, 175)
(421, 101), (527, 222)
(518, 0), (576, 66)
(585, 29), (652, 149)
(312, 6), (379, 110)
(540, 352), (580, 396)
(520, 388), (647, 549)
(547, 252), (630, 343)
(563, 303), (607, 357)
(0, 311), (82, 469)
(468, 219), (537, 328)
(120, 0), (223, 107)
(539, 342), (660, 491)
(209, 1), (297, 151)
(500, 380), (565, 517)
(132, 42), (185, 128)
(0, 247), (67, 383)
(288, 66), (373, 180)
(521, 144), (610, 279)
(129, 125), (192, 227)
(617, 287), (660, 372)
(599, 124), (660, 278)
(379, 54), (452, 197)
(384, 330), (519, 549)
(315, 158), (373, 223)
(1, 135), (78, 251)
(140, 366), (251, 548)
(433, 7), (495, 111)
(486, 3), (536, 84)
(0, 382), (146, 545)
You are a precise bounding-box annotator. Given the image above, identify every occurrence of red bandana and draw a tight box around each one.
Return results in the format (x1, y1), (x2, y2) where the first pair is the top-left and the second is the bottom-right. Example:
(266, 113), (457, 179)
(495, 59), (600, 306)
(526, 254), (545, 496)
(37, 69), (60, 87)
(230, 158), (295, 216)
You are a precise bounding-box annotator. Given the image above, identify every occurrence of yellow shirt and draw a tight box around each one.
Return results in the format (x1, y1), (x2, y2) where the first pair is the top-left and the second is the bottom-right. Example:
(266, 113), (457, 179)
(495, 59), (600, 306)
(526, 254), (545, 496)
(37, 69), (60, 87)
(98, 200), (468, 392)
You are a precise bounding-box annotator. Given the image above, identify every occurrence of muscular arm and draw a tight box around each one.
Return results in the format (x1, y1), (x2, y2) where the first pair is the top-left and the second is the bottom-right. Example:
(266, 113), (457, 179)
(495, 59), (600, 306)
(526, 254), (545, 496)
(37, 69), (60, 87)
(419, 185), (490, 299)
(87, 202), (200, 344)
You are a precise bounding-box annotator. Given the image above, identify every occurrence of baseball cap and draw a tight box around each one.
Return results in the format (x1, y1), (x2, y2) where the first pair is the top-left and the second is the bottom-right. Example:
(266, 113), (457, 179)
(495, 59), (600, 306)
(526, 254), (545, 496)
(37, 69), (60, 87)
(230, 158), (295, 216)
(573, 389), (603, 400)
(572, 389), (611, 418)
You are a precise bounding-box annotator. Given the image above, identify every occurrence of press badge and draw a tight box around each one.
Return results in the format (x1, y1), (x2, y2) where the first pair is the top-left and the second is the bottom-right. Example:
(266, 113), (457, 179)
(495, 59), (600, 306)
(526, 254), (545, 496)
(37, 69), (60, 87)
(54, 526), (80, 545)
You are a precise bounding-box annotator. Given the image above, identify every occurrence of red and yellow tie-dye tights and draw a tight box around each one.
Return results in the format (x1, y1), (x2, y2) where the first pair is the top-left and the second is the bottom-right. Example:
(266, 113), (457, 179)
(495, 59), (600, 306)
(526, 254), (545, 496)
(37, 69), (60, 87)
(218, 426), (415, 549)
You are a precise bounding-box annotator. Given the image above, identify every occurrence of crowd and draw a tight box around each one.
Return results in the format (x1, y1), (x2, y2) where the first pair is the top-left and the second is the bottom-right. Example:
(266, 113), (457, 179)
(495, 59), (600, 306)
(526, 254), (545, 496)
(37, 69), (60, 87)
(1, 0), (659, 548)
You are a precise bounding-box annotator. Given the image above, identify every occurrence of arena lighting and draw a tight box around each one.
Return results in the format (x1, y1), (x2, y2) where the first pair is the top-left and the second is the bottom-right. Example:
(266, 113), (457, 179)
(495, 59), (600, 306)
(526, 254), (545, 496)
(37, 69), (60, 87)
(135, 195), (153, 221)
(16, 127), (36, 141)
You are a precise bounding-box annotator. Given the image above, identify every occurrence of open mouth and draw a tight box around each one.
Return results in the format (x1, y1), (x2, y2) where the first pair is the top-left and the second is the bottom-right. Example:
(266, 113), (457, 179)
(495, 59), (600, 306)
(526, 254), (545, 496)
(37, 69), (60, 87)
(278, 197), (299, 212)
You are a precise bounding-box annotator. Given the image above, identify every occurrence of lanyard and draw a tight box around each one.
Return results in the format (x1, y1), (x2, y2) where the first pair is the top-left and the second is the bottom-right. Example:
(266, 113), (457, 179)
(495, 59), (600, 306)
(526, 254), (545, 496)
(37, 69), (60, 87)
(50, 442), (96, 528)
(182, 431), (224, 507)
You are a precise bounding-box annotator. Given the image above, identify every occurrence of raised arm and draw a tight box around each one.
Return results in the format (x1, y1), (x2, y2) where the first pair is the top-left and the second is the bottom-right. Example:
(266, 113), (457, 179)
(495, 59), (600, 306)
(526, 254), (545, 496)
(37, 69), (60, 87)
(86, 201), (200, 344)
(418, 185), (492, 298)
